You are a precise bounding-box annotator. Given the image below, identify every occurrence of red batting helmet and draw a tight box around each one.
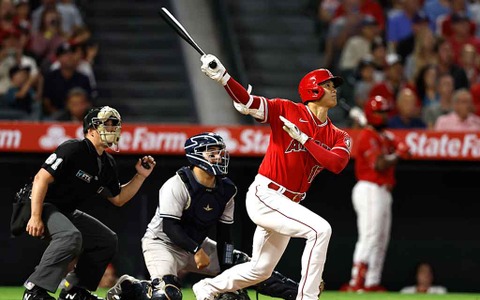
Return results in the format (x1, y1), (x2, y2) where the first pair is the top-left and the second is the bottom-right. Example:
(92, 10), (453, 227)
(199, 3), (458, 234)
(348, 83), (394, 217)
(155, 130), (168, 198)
(298, 69), (343, 103)
(364, 95), (392, 126)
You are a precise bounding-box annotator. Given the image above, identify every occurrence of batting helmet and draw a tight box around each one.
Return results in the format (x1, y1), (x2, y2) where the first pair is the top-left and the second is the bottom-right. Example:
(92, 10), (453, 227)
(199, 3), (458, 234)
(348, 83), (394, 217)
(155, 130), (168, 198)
(184, 132), (229, 175)
(298, 69), (343, 103)
(83, 106), (122, 146)
(364, 95), (392, 127)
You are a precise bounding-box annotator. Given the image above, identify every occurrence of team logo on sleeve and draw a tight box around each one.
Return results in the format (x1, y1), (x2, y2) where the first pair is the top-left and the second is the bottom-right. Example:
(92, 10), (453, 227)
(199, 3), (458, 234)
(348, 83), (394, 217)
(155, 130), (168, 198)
(344, 135), (352, 150)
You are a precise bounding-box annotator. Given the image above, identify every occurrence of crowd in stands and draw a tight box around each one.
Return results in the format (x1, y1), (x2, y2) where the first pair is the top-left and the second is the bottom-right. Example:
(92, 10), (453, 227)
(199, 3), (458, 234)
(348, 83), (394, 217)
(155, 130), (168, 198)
(312, 0), (480, 131)
(0, 0), (96, 122)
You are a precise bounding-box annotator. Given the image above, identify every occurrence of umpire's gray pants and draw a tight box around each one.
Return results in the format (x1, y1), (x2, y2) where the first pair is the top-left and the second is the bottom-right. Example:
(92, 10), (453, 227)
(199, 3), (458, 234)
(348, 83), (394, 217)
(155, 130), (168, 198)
(27, 205), (118, 292)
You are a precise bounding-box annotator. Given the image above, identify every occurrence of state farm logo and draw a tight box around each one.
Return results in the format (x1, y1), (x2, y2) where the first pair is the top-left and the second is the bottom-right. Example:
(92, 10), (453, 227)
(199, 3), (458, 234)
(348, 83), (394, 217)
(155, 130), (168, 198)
(39, 126), (71, 149)
(0, 129), (21, 148)
(406, 132), (480, 158)
(117, 127), (188, 152)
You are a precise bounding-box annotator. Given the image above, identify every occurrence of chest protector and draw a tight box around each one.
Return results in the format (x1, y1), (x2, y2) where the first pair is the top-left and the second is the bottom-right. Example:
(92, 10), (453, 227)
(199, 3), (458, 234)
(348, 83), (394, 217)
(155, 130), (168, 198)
(177, 166), (236, 242)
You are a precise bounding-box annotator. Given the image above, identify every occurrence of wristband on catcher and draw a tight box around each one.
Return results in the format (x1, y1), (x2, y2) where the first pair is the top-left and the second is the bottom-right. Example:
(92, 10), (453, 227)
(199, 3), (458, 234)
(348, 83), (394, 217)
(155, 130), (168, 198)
(222, 243), (235, 265)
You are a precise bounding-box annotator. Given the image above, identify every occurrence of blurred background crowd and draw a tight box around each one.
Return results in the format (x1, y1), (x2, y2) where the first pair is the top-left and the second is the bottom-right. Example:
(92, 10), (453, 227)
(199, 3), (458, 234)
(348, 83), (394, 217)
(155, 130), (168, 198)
(309, 0), (480, 130)
(1, 0), (480, 131)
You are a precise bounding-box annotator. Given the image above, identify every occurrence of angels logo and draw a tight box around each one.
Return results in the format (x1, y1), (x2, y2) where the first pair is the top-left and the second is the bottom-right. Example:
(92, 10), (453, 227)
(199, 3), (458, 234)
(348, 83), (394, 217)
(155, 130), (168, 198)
(344, 135), (352, 151)
(285, 139), (306, 153)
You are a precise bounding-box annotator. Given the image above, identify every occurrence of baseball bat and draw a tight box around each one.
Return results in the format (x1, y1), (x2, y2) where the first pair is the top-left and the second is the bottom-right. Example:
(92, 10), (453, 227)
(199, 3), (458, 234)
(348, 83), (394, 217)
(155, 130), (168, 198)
(159, 7), (217, 68)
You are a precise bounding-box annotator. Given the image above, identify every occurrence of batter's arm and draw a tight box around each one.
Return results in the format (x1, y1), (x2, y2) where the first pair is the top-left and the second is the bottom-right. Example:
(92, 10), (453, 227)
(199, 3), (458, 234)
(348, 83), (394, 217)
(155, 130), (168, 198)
(303, 141), (350, 174)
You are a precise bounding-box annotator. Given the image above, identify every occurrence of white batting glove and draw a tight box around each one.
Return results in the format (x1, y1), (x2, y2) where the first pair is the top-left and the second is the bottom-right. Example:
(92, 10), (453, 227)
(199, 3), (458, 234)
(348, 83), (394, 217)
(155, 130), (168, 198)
(279, 116), (309, 145)
(349, 106), (367, 127)
(200, 54), (230, 85)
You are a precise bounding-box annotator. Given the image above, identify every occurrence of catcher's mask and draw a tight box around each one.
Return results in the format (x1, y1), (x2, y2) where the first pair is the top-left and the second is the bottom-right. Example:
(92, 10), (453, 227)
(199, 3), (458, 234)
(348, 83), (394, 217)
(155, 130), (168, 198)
(83, 106), (122, 150)
(184, 132), (230, 175)
(298, 68), (343, 103)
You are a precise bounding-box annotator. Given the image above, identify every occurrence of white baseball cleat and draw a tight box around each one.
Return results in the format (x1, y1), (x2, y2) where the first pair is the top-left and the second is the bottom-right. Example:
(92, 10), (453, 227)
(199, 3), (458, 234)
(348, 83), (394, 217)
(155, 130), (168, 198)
(192, 280), (215, 300)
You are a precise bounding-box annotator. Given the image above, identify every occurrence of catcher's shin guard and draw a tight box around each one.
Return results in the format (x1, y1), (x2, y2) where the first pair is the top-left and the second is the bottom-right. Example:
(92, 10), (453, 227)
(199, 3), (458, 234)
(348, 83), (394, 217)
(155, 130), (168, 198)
(252, 270), (299, 300)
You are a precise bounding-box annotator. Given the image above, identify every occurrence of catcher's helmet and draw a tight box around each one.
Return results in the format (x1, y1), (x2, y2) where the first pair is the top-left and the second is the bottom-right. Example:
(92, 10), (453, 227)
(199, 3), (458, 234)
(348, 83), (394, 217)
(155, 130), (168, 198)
(184, 132), (229, 175)
(364, 95), (391, 127)
(298, 69), (343, 103)
(83, 106), (122, 147)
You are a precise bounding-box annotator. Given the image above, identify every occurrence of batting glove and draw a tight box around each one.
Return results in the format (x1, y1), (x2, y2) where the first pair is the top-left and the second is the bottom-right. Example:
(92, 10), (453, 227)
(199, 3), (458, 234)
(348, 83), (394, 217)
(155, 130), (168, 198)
(279, 116), (309, 145)
(201, 54), (230, 85)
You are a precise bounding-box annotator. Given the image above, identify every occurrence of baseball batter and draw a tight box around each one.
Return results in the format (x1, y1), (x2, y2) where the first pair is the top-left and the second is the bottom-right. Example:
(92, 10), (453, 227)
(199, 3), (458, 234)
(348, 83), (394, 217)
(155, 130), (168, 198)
(193, 54), (352, 300)
(341, 96), (410, 292)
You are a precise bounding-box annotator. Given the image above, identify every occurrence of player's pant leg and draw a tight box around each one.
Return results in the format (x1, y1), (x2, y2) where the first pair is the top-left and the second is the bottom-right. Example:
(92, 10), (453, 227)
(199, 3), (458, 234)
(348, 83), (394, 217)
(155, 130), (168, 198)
(27, 205), (83, 292)
(350, 181), (370, 285)
(142, 237), (186, 279)
(365, 188), (392, 287)
(67, 210), (118, 291)
(248, 176), (332, 300)
(198, 225), (289, 292)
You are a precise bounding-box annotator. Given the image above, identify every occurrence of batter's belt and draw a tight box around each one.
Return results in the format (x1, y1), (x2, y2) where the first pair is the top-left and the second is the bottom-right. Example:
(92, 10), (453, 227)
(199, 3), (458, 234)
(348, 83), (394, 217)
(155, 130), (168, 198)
(267, 182), (305, 203)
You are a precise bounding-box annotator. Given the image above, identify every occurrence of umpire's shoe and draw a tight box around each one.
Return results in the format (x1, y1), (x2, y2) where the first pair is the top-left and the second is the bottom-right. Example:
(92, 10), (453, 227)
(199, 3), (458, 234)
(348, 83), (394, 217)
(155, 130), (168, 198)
(22, 286), (55, 300)
(58, 286), (103, 300)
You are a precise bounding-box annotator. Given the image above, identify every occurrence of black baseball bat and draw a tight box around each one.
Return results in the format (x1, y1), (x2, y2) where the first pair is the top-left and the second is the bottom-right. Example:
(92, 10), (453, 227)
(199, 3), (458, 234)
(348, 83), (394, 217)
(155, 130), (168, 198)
(159, 7), (217, 68)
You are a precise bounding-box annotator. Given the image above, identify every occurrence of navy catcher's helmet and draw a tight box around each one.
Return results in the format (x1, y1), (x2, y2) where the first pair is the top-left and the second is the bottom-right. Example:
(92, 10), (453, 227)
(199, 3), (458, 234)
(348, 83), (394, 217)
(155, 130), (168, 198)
(184, 132), (229, 175)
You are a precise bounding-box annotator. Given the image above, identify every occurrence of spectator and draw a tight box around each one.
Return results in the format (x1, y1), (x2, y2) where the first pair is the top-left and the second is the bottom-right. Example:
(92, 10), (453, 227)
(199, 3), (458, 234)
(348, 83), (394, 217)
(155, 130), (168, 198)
(404, 26), (438, 83)
(0, 0), (16, 34)
(469, 80), (480, 115)
(437, 0), (475, 38)
(459, 43), (480, 86)
(51, 87), (91, 122)
(434, 88), (480, 130)
(42, 42), (92, 117)
(29, 6), (66, 72)
(423, 73), (455, 128)
(50, 42), (97, 94)
(396, 11), (432, 62)
(3, 64), (39, 119)
(423, 0), (450, 33)
(447, 13), (480, 65)
(370, 36), (388, 82)
(322, 0), (365, 73)
(435, 35), (470, 89)
(400, 262), (447, 294)
(0, 28), (40, 96)
(369, 53), (417, 117)
(354, 56), (377, 109)
(386, 0), (422, 53)
(415, 64), (439, 107)
(31, 0), (84, 38)
(388, 87), (426, 128)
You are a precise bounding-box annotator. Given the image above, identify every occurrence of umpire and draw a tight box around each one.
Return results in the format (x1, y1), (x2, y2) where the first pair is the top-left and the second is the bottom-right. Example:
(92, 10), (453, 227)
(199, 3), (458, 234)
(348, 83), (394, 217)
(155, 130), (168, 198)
(17, 106), (156, 300)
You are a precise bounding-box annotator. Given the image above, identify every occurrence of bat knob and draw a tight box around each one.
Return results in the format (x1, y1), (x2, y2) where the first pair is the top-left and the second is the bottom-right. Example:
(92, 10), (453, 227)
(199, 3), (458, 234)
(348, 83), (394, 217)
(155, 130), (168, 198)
(209, 61), (217, 69)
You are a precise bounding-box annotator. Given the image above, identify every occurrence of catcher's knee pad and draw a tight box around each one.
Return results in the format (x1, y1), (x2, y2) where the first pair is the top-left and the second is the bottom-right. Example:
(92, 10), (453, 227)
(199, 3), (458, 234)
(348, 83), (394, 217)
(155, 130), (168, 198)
(151, 275), (182, 300)
(253, 270), (299, 300)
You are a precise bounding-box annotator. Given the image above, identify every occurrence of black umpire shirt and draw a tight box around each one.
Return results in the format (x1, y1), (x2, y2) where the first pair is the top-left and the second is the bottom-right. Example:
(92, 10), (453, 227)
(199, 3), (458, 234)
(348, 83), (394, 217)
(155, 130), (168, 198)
(41, 138), (121, 213)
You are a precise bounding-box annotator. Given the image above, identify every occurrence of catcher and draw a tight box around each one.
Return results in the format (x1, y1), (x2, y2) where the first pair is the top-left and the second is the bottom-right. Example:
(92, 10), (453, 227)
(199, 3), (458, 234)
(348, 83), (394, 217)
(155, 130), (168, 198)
(107, 133), (297, 300)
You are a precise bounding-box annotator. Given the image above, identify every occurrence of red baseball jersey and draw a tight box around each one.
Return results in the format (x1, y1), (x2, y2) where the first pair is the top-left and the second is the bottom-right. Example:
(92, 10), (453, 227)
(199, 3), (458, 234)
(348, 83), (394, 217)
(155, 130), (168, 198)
(354, 127), (396, 186)
(257, 97), (351, 193)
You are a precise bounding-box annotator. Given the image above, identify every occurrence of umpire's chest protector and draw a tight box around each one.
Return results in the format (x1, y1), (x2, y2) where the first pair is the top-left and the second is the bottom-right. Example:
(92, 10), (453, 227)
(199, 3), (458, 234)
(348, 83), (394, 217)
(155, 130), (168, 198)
(177, 167), (236, 229)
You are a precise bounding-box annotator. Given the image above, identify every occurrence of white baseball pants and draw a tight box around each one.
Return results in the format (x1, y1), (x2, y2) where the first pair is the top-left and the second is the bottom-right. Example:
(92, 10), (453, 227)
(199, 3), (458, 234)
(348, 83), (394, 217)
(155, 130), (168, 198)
(195, 174), (332, 300)
(350, 180), (392, 287)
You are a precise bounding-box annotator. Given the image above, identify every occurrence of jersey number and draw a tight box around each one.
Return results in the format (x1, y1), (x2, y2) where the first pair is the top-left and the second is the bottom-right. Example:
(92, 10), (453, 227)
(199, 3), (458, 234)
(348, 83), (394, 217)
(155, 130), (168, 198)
(307, 165), (323, 183)
(45, 153), (63, 170)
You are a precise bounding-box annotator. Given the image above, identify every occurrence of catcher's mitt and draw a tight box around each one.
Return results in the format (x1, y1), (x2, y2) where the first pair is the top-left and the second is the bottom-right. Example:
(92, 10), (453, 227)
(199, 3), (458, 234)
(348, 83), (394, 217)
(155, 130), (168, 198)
(215, 289), (250, 300)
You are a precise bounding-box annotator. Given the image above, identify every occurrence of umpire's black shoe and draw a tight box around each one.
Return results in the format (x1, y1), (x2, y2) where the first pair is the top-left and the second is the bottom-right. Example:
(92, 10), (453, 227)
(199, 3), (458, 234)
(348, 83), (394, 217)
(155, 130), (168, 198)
(58, 286), (103, 300)
(22, 286), (55, 300)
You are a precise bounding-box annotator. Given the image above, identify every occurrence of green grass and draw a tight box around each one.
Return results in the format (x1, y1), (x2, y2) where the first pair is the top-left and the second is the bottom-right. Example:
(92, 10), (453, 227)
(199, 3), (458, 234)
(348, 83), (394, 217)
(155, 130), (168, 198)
(2, 287), (480, 300)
